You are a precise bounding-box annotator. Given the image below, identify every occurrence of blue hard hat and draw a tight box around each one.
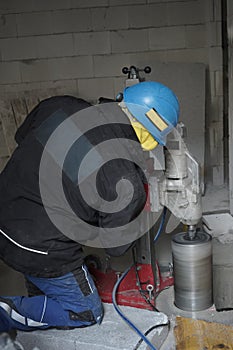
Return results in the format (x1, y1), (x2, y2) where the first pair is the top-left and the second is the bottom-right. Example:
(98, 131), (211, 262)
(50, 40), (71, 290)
(123, 81), (180, 145)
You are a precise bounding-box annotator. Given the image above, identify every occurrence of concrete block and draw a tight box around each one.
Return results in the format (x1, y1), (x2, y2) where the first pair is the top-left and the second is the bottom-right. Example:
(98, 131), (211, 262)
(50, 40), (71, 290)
(74, 31), (111, 56)
(209, 121), (223, 166)
(147, 0), (166, 2)
(0, 0), (72, 13)
(17, 303), (168, 350)
(48, 56), (93, 80)
(0, 80), (77, 95)
(0, 82), (38, 95)
(185, 24), (207, 48)
(213, 0), (222, 21)
(204, 0), (214, 22)
(51, 9), (92, 34)
(93, 54), (131, 77)
(16, 12), (52, 36)
(230, 48), (233, 80)
(129, 50), (167, 65)
(202, 185), (229, 213)
(111, 29), (148, 53)
(71, 0), (108, 7)
(0, 82), (40, 94)
(20, 59), (50, 83)
(0, 0), (34, 14)
(0, 61), (21, 83)
(229, 15), (233, 48)
(206, 22), (222, 47)
(0, 37), (37, 60)
(109, 0), (146, 5)
(215, 70), (223, 96)
(165, 48), (209, 64)
(209, 47), (223, 71)
(204, 214), (233, 262)
(148, 0), (176, 2)
(91, 7), (128, 31)
(203, 213), (233, 309)
(229, 1), (233, 16)
(167, 0), (205, 25)
(212, 165), (224, 186)
(209, 70), (215, 99)
(128, 4), (167, 28)
(36, 34), (74, 59)
(208, 95), (223, 122)
(77, 77), (115, 102)
(21, 56), (93, 82)
(149, 26), (185, 50)
(29, 0), (72, 12)
(213, 266), (233, 310)
(38, 80), (77, 96)
(0, 14), (17, 38)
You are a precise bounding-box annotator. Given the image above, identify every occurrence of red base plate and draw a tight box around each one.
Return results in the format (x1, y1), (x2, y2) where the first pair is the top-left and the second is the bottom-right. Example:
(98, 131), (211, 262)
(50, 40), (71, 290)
(90, 263), (173, 310)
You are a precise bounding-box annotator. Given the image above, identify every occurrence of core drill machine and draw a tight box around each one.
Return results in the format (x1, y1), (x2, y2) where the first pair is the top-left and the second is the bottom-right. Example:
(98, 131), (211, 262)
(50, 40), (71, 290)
(87, 66), (212, 313)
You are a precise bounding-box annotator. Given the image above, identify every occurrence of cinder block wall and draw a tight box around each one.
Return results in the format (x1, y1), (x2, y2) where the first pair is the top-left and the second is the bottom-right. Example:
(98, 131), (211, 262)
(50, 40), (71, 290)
(228, 0), (233, 213)
(0, 0), (224, 184)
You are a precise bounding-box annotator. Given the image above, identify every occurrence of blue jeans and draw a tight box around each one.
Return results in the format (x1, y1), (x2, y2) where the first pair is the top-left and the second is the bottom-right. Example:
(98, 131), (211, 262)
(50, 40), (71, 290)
(0, 265), (104, 331)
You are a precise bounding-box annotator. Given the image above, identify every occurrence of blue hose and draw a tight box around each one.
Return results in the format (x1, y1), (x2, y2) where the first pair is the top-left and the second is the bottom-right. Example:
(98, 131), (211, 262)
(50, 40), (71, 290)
(112, 265), (157, 350)
(154, 207), (167, 243)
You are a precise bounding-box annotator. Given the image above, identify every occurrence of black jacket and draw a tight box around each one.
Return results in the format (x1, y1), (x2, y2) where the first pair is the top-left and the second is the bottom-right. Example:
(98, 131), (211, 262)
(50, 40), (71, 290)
(0, 96), (147, 277)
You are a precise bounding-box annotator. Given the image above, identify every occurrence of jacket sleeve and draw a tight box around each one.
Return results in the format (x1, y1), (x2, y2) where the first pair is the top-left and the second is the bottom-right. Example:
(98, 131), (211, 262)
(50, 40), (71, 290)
(97, 159), (147, 256)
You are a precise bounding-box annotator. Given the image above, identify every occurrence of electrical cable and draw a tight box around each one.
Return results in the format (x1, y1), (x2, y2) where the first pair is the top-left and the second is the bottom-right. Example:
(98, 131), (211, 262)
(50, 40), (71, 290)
(133, 321), (170, 350)
(154, 207), (167, 243)
(112, 265), (158, 350)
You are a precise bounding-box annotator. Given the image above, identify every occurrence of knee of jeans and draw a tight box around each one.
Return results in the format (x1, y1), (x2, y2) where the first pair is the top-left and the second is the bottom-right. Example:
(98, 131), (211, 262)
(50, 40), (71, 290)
(69, 305), (103, 326)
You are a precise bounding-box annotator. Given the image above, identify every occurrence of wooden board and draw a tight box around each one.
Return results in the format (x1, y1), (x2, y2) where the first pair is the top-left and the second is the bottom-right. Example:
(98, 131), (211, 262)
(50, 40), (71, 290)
(0, 100), (17, 155)
(0, 89), (59, 165)
(174, 316), (233, 350)
(11, 98), (28, 128)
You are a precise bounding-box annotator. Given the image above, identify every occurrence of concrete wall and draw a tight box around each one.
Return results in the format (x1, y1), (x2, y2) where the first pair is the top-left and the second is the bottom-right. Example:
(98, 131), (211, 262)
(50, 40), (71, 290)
(228, 0), (233, 213)
(0, 0), (224, 184)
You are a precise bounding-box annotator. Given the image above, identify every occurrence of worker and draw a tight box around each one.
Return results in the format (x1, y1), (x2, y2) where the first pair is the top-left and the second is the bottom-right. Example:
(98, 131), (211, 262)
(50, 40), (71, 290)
(0, 81), (179, 332)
